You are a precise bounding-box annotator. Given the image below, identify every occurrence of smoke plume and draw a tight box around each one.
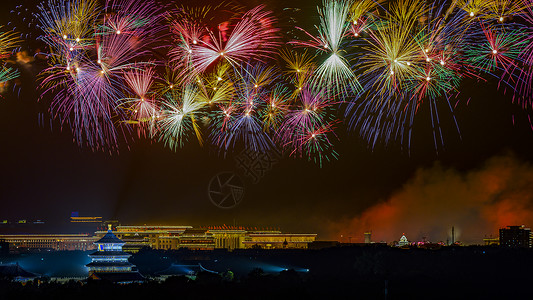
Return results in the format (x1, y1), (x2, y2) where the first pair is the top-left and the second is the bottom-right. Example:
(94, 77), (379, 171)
(330, 154), (533, 244)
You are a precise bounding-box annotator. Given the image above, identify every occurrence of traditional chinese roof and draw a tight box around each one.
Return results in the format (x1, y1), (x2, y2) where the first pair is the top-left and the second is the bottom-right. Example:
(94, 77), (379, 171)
(0, 263), (39, 278)
(95, 229), (125, 244)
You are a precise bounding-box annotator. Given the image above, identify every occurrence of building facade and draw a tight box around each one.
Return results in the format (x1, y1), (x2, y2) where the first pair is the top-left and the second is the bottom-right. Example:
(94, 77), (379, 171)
(94, 226), (317, 251)
(499, 226), (532, 248)
(242, 232), (318, 249)
(0, 234), (97, 251)
(210, 228), (247, 250)
(178, 229), (216, 250)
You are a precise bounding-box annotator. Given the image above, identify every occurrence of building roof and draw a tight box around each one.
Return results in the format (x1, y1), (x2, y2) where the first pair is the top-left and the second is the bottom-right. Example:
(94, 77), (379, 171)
(182, 228), (211, 235)
(95, 229), (125, 244)
(88, 272), (145, 283)
(0, 263), (39, 278)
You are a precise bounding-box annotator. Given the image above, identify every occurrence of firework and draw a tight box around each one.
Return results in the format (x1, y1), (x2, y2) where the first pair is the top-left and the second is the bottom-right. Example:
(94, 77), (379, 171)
(195, 63), (234, 105)
(20, 0), (533, 163)
(292, 0), (361, 98)
(173, 5), (281, 76)
(260, 86), (290, 133)
(343, 0), (471, 150)
(0, 27), (20, 91)
(121, 66), (159, 137)
(158, 85), (205, 150)
(484, 0), (528, 21)
(209, 65), (278, 154)
(278, 87), (338, 163)
(36, 0), (99, 51)
(453, 0), (492, 18)
(280, 49), (316, 99)
(466, 23), (526, 76)
(36, 0), (162, 150)
(513, 0), (533, 102)
(296, 121), (339, 167)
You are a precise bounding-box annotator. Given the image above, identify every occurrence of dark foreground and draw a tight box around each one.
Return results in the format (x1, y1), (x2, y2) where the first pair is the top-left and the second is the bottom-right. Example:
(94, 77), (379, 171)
(1, 245), (531, 299)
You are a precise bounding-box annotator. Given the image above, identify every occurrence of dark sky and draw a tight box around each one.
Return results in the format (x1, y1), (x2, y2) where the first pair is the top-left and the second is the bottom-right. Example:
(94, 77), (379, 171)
(1, 0), (533, 243)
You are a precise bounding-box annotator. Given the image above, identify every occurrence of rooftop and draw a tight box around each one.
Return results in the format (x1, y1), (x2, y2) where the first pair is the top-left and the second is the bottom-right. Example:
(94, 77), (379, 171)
(95, 228), (125, 245)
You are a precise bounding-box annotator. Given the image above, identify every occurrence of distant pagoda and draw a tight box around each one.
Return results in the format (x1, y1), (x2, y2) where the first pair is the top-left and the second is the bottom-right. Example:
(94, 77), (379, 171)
(86, 225), (144, 283)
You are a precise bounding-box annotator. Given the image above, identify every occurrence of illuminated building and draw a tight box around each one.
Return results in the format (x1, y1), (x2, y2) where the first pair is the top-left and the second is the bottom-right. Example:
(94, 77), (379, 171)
(483, 235), (499, 246)
(364, 232), (372, 244)
(70, 212), (102, 223)
(499, 226), (532, 248)
(95, 226), (317, 251)
(398, 234), (409, 247)
(2, 225), (317, 252)
(94, 225), (192, 252)
(70, 217), (102, 223)
(178, 229), (216, 250)
(209, 228), (247, 250)
(86, 226), (144, 283)
(0, 234), (97, 251)
(242, 232), (317, 249)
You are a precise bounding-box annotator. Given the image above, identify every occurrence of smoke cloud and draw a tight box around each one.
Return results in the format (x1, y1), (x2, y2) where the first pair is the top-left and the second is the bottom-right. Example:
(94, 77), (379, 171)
(330, 154), (533, 244)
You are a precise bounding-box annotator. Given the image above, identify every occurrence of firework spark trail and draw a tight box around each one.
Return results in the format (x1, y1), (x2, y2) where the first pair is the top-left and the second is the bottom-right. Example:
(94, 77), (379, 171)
(208, 65), (279, 154)
(260, 85), (290, 133)
(466, 22), (526, 75)
(0, 27), (21, 90)
(297, 121), (339, 167)
(167, 6), (211, 84)
(121, 67), (159, 137)
(277, 87), (339, 163)
(512, 0), (533, 103)
(280, 49), (316, 100)
(158, 85), (205, 150)
(485, 0), (528, 21)
(36, 0), (99, 51)
(0, 27), (22, 59)
(454, 0), (492, 18)
(182, 5), (281, 75)
(461, 18), (530, 108)
(292, 0), (362, 98)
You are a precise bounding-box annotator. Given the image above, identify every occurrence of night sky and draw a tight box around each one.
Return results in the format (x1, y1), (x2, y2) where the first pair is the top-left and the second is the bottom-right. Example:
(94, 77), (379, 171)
(1, 0), (533, 244)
